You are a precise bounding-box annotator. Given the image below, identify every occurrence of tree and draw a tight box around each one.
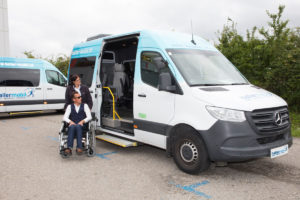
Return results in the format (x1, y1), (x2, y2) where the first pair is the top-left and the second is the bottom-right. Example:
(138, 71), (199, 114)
(24, 51), (70, 77)
(216, 5), (300, 111)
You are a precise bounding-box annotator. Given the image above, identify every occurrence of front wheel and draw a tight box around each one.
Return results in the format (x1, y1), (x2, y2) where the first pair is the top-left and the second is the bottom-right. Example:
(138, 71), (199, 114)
(172, 130), (210, 174)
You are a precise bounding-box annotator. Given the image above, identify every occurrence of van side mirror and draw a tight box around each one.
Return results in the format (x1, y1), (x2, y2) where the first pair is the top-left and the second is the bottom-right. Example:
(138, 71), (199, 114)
(158, 72), (176, 92)
(153, 57), (168, 70)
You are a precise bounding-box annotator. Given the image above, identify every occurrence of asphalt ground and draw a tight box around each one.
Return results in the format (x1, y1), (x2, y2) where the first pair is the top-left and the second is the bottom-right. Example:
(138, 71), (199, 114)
(0, 113), (299, 200)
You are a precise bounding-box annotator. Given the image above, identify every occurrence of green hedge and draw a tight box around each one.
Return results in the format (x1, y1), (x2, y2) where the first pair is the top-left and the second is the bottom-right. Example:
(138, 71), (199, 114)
(216, 5), (300, 112)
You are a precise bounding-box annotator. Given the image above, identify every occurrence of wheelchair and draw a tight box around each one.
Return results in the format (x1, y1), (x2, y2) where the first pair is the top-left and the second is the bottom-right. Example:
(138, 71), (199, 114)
(59, 121), (96, 158)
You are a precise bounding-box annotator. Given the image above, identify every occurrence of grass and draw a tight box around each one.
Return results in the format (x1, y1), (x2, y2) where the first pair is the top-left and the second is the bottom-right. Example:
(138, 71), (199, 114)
(290, 112), (300, 137)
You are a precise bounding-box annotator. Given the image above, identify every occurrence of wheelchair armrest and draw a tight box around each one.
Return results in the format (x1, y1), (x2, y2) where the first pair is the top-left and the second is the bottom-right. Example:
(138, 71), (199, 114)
(60, 121), (69, 133)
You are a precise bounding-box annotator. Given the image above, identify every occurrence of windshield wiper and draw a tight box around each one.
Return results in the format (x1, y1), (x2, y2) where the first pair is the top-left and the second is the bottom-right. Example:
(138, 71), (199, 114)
(190, 84), (227, 87)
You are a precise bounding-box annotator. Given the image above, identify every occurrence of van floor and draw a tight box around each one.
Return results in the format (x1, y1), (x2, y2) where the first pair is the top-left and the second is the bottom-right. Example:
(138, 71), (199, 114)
(116, 106), (133, 121)
(101, 106), (134, 134)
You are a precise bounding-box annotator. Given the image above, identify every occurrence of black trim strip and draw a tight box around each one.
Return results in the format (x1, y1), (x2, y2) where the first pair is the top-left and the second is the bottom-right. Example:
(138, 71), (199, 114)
(0, 99), (65, 106)
(134, 119), (171, 136)
(104, 33), (140, 43)
(46, 99), (65, 104)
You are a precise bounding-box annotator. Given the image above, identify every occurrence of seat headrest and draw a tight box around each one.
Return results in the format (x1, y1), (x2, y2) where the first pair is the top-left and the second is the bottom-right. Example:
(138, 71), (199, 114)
(114, 64), (125, 72)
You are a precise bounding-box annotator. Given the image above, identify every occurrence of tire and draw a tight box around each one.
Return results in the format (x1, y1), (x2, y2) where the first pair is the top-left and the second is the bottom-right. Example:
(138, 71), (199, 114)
(172, 129), (210, 174)
(87, 147), (96, 157)
(87, 125), (96, 157)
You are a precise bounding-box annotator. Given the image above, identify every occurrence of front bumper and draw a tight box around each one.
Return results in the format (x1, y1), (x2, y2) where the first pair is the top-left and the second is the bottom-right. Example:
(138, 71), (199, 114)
(199, 120), (293, 162)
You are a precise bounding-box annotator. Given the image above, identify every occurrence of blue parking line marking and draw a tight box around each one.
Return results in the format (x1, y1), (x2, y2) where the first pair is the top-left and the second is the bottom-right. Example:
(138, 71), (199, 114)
(47, 136), (59, 142)
(96, 152), (117, 160)
(169, 180), (211, 199)
(20, 126), (30, 131)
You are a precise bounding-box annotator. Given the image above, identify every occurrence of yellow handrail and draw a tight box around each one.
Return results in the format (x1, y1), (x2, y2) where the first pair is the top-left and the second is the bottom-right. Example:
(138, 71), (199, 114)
(103, 87), (121, 120)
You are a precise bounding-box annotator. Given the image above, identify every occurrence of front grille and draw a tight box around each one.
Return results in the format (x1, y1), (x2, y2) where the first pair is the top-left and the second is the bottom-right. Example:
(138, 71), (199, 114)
(248, 106), (290, 134)
(257, 134), (284, 144)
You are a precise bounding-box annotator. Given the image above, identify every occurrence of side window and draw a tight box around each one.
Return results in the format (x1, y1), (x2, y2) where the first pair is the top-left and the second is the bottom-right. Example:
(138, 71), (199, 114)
(58, 73), (67, 87)
(0, 68), (40, 87)
(69, 56), (96, 87)
(141, 51), (171, 88)
(46, 70), (64, 86)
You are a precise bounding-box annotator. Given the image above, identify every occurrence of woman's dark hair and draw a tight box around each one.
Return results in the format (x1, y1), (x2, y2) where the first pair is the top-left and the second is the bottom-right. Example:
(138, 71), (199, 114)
(69, 74), (80, 86)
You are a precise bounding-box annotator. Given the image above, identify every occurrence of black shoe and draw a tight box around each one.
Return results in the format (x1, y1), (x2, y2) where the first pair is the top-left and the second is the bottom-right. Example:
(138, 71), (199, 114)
(64, 148), (72, 156)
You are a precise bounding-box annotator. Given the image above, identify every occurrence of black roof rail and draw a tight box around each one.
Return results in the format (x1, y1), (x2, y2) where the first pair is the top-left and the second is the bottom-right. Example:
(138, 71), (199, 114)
(86, 34), (111, 41)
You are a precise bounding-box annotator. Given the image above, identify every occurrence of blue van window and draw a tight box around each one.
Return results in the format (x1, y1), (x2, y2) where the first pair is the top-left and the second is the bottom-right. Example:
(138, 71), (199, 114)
(141, 52), (171, 88)
(69, 56), (96, 87)
(0, 68), (40, 87)
(46, 70), (66, 87)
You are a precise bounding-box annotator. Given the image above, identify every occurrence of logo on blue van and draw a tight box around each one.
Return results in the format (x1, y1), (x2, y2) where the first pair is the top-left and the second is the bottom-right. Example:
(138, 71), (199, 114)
(0, 88), (35, 99)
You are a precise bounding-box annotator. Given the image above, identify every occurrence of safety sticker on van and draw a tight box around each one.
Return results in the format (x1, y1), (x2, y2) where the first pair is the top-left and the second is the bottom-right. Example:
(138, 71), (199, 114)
(138, 113), (147, 119)
(0, 88), (35, 99)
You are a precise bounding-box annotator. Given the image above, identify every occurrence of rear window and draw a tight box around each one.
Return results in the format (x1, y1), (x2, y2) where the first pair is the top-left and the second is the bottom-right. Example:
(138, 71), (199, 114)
(69, 56), (96, 87)
(0, 68), (40, 87)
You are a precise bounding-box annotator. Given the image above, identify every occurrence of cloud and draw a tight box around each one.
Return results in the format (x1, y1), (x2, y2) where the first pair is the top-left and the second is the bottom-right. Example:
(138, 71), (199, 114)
(7, 0), (300, 58)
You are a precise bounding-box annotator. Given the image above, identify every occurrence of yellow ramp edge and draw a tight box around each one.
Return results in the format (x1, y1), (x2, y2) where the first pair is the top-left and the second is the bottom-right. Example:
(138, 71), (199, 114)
(96, 134), (137, 147)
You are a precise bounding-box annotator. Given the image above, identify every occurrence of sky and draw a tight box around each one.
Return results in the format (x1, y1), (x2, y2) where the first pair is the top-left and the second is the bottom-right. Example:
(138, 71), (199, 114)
(6, 0), (300, 58)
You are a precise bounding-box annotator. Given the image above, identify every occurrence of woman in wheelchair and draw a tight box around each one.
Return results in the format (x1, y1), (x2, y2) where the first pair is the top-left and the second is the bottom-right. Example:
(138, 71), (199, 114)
(63, 91), (92, 156)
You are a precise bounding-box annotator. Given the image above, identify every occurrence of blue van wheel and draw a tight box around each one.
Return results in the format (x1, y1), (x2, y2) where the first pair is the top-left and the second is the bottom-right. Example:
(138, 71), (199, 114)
(173, 130), (210, 174)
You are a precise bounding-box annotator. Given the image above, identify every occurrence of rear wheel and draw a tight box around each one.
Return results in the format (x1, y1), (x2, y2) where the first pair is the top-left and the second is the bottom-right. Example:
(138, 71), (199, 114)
(87, 124), (96, 157)
(172, 129), (210, 174)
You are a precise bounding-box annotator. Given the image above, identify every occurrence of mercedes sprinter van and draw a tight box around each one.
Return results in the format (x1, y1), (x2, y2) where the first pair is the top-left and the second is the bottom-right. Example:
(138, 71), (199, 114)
(0, 57), (67, 115)
(68, 30), (292, 174)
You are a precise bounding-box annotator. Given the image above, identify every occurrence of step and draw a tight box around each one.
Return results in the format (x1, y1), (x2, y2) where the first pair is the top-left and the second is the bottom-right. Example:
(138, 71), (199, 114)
(96, 134), (137, 147)
(102, 117), (133, 128)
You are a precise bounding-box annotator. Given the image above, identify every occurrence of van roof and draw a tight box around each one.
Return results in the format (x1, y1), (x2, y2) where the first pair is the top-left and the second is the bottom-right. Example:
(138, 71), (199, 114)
(0, 57), (59, 71)
(71, 30), (217, 58)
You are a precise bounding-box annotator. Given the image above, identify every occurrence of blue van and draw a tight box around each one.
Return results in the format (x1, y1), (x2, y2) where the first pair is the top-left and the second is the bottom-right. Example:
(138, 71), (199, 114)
(0, 57), (67, 115)
(68, 30), (292, 174)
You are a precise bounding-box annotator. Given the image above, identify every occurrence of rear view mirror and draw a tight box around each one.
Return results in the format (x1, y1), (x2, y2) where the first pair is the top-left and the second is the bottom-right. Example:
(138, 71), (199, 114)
(158, 72), (176, 92)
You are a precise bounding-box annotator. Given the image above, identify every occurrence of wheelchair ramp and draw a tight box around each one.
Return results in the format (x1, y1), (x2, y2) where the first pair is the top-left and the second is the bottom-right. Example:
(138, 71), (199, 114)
(96, 134), (137, 147)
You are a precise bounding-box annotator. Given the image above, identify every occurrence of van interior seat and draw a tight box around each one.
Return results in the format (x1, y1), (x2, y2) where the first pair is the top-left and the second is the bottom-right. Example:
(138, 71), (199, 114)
(113, 63), (129, 99)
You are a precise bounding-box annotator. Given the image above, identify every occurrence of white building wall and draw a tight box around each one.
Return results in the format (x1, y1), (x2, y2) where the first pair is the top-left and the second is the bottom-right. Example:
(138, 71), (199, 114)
(0, 0), (9, 57)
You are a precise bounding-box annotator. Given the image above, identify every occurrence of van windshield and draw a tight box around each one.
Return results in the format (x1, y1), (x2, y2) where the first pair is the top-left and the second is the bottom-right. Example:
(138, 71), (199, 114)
(69, 56), (96, 87)
(166, 49), (248, 86)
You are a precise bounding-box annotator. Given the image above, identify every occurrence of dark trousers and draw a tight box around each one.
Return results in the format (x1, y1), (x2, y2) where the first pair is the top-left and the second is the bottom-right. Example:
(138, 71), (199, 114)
(67, 124), (83, 149)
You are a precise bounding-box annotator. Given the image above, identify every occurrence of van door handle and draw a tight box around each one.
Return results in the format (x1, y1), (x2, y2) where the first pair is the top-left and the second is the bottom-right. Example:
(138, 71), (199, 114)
(47, 88), (53, 90)
(138, 93), (146, 98)
(35, 88), (41, 90)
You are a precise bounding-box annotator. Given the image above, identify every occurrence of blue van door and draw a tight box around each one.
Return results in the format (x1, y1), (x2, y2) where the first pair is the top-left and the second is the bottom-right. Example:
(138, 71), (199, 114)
(134, 49), (176, 148)
(5, 68), (45, 112)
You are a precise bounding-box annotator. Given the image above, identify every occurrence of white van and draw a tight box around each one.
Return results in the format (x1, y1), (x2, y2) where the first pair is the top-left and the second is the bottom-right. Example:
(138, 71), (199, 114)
(0, 57), (67, 115)
(69, 30), (293, 174)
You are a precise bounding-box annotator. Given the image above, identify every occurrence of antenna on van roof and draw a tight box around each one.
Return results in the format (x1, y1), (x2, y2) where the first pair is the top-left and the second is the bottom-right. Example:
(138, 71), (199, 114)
(190, 20), (196, 45)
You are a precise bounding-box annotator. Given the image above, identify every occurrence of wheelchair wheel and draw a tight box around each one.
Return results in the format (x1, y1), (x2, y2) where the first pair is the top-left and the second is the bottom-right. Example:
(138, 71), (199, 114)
(60, 151), (69, 159)
(87, 124), (96, 157)
(87, 147), (95, 157)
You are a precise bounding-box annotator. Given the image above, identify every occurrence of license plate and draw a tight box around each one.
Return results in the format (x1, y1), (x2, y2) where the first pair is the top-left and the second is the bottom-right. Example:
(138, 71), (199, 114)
(270, 144), (288, 159)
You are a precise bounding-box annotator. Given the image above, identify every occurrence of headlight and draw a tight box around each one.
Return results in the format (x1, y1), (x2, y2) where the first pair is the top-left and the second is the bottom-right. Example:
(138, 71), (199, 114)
(206, 106), (246, 122)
